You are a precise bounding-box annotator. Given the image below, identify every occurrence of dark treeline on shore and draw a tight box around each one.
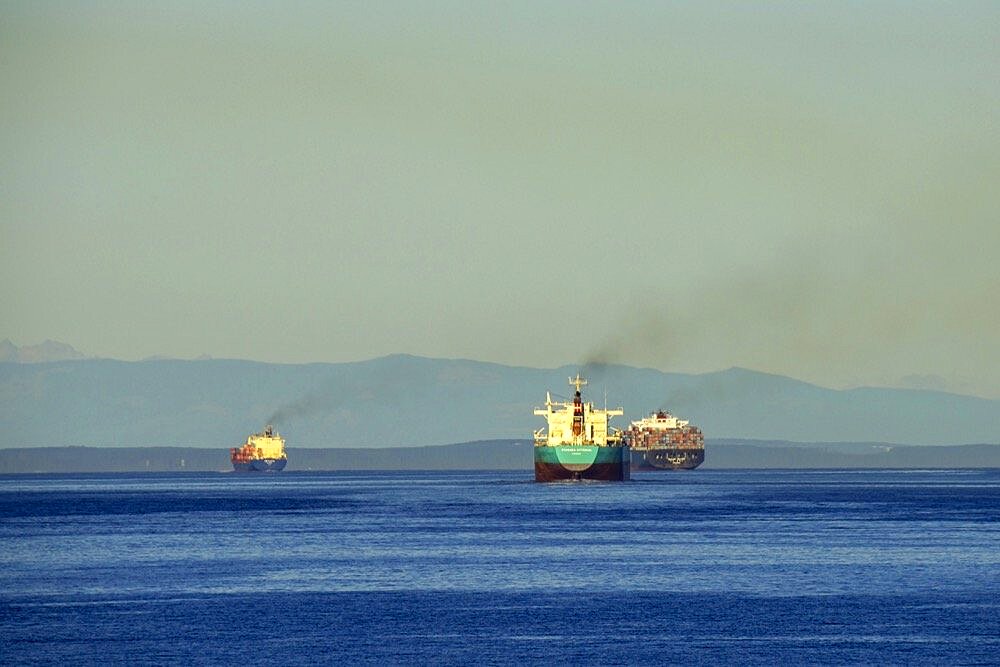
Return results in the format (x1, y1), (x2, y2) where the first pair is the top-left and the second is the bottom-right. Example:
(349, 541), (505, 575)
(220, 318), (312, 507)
(2, 440), (999, 474)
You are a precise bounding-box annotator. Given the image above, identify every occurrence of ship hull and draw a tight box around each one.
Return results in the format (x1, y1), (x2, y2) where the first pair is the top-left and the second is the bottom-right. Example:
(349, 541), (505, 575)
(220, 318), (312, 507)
(232, 458), (287, 472)
(534, 445), (630, 482)
(630, 448), (704, 471)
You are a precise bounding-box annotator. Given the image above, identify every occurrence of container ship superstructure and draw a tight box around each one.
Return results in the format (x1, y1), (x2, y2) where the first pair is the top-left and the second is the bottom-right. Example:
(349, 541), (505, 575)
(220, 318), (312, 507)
(624, 410), (704, 470)
(533, 375), (630, 482)
(230, 425), (287, 472)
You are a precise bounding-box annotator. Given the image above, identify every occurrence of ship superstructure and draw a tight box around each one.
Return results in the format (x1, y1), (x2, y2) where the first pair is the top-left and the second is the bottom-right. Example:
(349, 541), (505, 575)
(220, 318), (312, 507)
(624, 410), (704, 470)
(533, 375), (630, 481)
(230, 425), (288, 472)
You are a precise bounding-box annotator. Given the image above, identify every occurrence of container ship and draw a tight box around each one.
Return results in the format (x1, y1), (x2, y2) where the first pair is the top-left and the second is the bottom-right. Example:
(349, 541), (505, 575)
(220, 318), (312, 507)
(624, 410), (704, 470)
(533, 375), (630, 482)
(230, 425), (287, 472)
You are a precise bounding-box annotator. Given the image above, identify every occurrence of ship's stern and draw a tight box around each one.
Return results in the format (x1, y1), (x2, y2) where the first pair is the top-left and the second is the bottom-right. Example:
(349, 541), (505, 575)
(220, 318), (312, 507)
(534, 445), (630, 482)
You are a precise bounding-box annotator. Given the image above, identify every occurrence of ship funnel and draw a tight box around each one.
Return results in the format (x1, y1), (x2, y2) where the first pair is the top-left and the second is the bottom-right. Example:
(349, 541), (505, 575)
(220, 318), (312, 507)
(570, 377), (585, 437)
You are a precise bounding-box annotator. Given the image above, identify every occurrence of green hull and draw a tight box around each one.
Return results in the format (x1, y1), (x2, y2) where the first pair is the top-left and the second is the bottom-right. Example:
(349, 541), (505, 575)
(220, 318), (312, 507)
(534, 445), (630, 482)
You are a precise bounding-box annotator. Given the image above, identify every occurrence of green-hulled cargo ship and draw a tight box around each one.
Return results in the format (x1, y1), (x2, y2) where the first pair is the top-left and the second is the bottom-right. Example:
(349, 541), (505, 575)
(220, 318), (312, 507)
(533, 375), (630, 482)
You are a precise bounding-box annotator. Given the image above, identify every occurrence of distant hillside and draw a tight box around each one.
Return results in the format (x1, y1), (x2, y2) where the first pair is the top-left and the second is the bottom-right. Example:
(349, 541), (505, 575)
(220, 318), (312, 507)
(2, 440), (999, 473)
(0, 355), (997, 447)
(707, 440), (1000, 469)
(0, 339), (85, 363)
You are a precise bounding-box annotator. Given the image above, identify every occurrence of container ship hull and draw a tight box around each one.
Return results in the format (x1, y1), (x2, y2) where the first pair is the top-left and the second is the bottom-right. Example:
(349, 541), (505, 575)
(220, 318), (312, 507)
(232, 458), (288, 473)
(534, 445), (631, 482)
(631, 448), (704, 471)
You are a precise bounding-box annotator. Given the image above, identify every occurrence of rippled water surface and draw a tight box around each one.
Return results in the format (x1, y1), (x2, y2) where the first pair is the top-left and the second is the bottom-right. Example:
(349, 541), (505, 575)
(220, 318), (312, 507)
(2, 469), (999, 665)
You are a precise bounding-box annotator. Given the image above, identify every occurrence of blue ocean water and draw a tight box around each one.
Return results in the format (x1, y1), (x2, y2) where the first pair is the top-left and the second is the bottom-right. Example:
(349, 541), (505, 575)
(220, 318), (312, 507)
(1, 469), (998, 665)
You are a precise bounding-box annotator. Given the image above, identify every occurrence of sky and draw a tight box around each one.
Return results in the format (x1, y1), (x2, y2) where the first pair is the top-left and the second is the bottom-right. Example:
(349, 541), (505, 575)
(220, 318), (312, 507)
(2, 2), (998, 398)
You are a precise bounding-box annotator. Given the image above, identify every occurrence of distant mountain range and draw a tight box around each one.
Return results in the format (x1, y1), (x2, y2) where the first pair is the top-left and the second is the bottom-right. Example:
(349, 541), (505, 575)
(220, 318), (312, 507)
(0, 339), (85, 363)
(0, 354), (997, 448)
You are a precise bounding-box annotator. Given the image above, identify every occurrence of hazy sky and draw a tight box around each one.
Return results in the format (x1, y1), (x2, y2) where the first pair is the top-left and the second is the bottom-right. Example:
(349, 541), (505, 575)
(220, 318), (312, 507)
(2, 2), (998, 397)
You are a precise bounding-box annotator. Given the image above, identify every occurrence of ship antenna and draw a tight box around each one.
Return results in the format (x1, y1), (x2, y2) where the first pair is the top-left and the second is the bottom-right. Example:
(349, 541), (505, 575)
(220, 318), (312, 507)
(569, 374), (588, 394)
